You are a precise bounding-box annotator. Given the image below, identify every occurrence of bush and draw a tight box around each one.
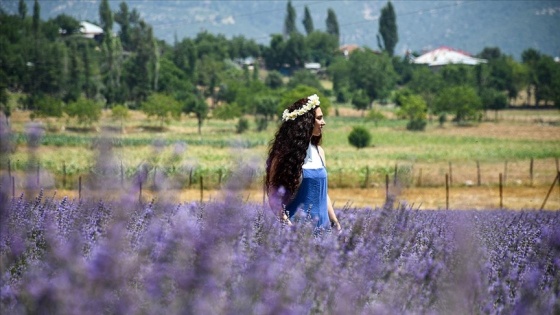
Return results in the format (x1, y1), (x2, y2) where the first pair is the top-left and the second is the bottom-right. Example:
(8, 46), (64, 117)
(236, 117), (249, 134)
(348, 126), (371, 149)
(406, 119), (427, 131)
(255, 117), (268, 132)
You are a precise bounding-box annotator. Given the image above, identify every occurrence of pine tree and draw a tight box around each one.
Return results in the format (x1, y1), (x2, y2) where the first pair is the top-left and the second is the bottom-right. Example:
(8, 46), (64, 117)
(326, 8), (339, 43)
(283, 0), (298, 37)
(377, 1), (398, 56)
(302, 6), (314, 35)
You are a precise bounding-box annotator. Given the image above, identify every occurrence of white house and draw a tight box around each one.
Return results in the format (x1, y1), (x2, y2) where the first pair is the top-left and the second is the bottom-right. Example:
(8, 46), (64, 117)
(412, 46), (487, 67)
(80, 21), (103, 39)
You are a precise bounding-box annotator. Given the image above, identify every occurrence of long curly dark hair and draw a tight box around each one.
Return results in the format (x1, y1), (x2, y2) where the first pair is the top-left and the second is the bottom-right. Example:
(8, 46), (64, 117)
(265, 97), (322, 206)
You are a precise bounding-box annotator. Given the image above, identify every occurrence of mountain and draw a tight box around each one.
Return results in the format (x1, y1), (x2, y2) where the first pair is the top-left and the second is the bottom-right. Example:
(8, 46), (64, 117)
(2, 0), (559, 59)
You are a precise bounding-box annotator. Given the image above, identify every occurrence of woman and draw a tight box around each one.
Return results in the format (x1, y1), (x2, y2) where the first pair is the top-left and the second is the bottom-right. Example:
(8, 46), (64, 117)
(265, 94), (341, 231)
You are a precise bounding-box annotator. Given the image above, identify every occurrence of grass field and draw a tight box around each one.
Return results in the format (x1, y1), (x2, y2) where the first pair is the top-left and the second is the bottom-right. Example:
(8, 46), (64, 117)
(2, 103), (560, 210)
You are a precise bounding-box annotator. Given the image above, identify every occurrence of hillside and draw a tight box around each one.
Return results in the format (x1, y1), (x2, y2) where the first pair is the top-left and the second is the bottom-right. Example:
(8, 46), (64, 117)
(2, 0), (559, 59)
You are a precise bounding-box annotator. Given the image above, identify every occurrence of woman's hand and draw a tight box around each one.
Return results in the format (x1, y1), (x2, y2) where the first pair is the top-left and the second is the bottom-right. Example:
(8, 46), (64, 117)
(331, 220), (341, 231)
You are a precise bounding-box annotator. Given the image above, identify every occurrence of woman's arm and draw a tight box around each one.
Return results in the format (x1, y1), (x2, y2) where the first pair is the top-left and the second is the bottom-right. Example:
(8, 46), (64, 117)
(318, 146), (341, 231)
(267, 157), (292, 225)
(327, 194), (341, 231)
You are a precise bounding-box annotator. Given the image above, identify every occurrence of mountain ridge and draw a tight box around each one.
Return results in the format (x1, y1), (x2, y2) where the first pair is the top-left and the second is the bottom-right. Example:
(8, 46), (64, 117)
(2, 0), (559, 60)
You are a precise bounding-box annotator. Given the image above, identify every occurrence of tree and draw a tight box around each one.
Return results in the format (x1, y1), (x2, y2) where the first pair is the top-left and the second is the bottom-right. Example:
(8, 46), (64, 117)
(351, 89), (370, 115)
(521, 48), (541, 106)
(348, 126), (371, 149)
(283, 32), (308, 69)
(305, 31), (338, 66)
(141, 93), (181, 128)
(65, 97), (102, 127)
(32, 0), (40, 37)
(284, 0), (298, 37)
(114, 1), (132, 51)
(265, 71), (284, 89)
(328, 56), (350, 95)
(263, 34), (285, 70)
(435, 85), (482, 124)
(254, 95), (278, 120)
(183, 93), (209, 134)
(326, 8), (340, 44)
(397, 94), (428, 131)
(287, 70), (323, 92)
(349, 49), (398, 103)
(18, 0), (27, 20)
(111, 105), (129, 131)
(302, 6), (314, 35)
(480, 88), (507, 120)
(99, 0), (113, 42)
(377, 1), (398, 56)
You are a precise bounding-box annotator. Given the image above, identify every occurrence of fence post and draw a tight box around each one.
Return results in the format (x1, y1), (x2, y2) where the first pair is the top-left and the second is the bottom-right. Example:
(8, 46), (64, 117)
(121, 160), (124, 188)
(418, 168), (422, 187)
(385, 174), (389, 202)
(393, 164), (398, 186)
(499, 173), (503, 209)
(364, 166), (369, 189)
(477, 160), (481, 186)
(8, 159), (11, 178)
(79, 176), (82, 200)
(11, 176), (15, 199)
(445, 174), (449, 210)
(540, 171), (560, 210)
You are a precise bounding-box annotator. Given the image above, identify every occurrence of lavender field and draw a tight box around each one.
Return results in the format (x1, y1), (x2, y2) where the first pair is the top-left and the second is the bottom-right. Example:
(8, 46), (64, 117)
(1, 181), (559, 314)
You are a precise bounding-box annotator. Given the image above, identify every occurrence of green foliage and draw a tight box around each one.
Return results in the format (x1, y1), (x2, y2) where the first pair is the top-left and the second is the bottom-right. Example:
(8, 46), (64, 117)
(254, 95), (278, 120)
(326, 8), (340, 43)
(265, 71), (284, 89)
(236, 117), (249, 134)
(111, 105), (129, 129)
(31, 95), (64, 119)
(65, 97), (102, 127)
(348, 126), (371, 149)
(255, 117), (268, 132)
(287, 70), (323, 92)
(212, 102), (242, 120)
(480, 88), (508, 112)
(305, 31), (339, 66)
(378, 1), (398, 56)
(365, 108), (386, 126)
(397, 94), (427, 122)
(302, 6), (314, 35)
(284, 0), (298, 37)
(328, 56), (350, 94)
(349, 49), (398, 102)
(141, 93), (181, 128)
(351, 89), (370, 113)
(183, 93), (209, 134)
(435, 85), (482, 123)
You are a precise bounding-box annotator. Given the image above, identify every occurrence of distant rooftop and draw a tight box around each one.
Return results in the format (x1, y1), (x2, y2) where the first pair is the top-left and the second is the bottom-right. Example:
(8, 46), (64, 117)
(412, 46), (487, 66)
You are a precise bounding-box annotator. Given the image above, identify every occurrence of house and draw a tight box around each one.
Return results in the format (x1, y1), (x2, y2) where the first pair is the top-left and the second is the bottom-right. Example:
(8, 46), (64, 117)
(80, 21), (103, 40)
(339, 44), (360, 58)
(412, 46), (487, 67)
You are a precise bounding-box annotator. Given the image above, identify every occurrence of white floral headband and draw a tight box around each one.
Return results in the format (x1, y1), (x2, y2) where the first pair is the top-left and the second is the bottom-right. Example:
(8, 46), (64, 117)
(281, 94), (320, 122)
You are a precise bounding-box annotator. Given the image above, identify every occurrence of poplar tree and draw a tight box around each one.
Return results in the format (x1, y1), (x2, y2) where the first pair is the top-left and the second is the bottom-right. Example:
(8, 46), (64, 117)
(32, 0), (40, 36)
(18, 0), (27, 20)
(302, 6), (314, 35)
(378, 1), (398, 56)
(283, 0), (298, 37)
(325, 8), (339, 44)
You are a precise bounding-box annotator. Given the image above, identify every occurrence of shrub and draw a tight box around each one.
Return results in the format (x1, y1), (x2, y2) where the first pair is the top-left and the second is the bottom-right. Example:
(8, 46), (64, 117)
(236, 117), (249, 134)
(407, 119), (427, 131)
(255, 117), (268, 132)
(348, 126), (371, 149)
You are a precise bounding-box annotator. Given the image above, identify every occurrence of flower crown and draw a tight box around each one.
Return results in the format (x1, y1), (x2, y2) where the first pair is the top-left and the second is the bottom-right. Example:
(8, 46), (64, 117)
(282, 94), (320, 122)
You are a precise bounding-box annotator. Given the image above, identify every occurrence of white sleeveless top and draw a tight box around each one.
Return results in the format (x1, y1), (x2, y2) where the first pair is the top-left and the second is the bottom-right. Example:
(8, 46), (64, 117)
(302, 143), (324, 169)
